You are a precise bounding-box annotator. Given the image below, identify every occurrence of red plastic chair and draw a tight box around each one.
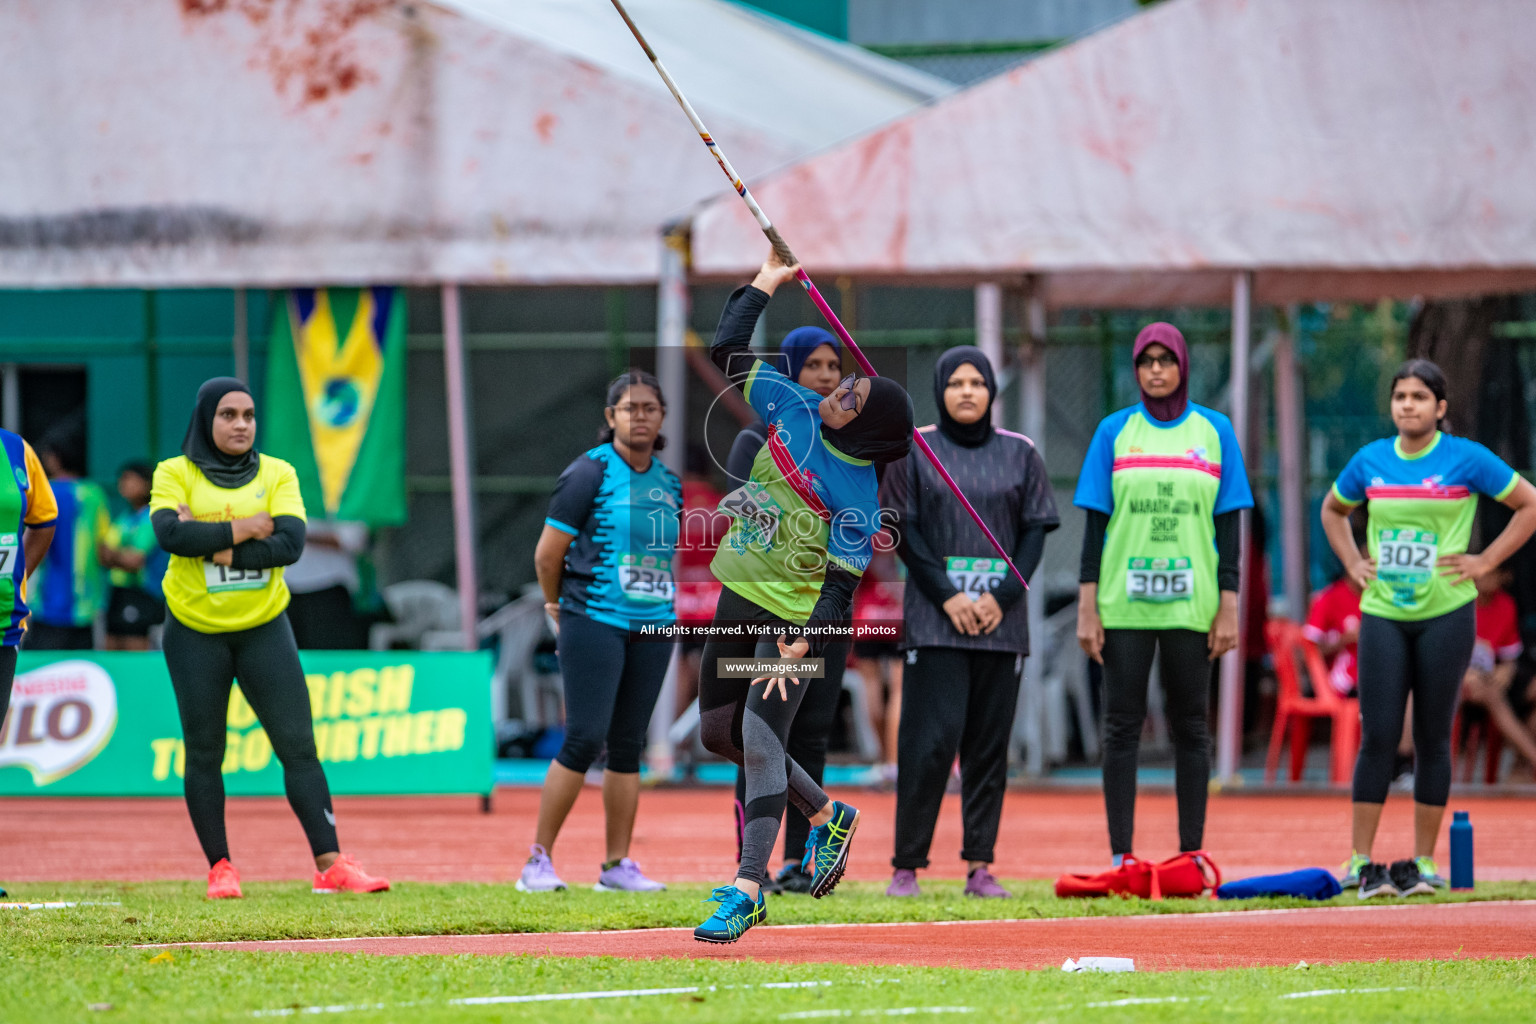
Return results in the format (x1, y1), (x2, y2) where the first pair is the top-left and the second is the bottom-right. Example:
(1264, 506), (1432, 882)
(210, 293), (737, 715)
(1265, 618), (1361, 785)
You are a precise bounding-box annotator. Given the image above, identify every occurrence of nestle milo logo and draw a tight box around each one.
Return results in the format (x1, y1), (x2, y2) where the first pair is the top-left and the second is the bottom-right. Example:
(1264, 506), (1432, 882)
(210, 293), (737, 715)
(0, 660), (118, 784)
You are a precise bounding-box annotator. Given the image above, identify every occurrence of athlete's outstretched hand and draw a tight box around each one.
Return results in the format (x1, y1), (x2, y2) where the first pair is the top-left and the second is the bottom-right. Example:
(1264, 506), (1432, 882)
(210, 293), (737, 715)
(750, 250), (801, 298)
(1438, 552), (1489, 586)
(752, 634), (809, 702)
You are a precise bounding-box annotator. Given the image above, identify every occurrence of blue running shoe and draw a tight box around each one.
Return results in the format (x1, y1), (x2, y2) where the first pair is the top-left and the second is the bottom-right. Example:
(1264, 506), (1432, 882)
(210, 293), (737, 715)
(802, 800), (860, 899)
(693, 885), (767, 944)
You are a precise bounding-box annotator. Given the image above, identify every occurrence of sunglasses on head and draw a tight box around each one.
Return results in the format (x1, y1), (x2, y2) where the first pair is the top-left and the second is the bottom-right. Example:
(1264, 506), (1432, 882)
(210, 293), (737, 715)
(836, 371), (862, 410)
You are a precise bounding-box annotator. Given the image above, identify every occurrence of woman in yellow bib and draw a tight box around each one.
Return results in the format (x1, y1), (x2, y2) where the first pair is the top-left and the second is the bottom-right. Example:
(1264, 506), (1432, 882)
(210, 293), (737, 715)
(151, 378), (389, 900)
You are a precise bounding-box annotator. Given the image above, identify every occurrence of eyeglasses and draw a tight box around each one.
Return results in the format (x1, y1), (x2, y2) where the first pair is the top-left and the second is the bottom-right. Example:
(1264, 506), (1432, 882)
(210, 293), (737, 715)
(836, 372), (862, 411)
(615, 402), (662, 417)
(1135, 352), (1178, 370)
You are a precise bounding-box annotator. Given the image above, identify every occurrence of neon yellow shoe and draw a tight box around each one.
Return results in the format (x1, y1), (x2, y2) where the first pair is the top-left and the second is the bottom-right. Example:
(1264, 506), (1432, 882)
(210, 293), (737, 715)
(1338, 851), (1370, 887)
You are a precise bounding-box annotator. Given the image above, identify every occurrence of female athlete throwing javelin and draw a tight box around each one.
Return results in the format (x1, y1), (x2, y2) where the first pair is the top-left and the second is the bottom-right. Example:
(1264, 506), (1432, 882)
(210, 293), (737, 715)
(694, 252), (913, 943)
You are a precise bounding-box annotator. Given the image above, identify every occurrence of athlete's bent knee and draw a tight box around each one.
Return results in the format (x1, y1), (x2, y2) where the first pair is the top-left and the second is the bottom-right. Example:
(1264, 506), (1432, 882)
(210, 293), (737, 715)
(555, 732), (604, 774)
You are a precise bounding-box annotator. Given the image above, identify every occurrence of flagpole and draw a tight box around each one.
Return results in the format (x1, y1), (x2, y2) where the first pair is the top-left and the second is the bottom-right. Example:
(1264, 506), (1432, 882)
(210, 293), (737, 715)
(608, 0), (1027, 590)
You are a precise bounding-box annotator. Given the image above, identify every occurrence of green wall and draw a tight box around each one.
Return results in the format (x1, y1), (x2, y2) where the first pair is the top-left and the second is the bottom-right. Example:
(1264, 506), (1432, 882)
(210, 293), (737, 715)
(0, 289), (274, 481)
(739, 0), (847, 39)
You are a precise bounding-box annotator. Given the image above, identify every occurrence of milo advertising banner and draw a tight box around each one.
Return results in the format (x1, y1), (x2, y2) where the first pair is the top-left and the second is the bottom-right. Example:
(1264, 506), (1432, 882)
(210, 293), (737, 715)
(0, 651), (492, 797)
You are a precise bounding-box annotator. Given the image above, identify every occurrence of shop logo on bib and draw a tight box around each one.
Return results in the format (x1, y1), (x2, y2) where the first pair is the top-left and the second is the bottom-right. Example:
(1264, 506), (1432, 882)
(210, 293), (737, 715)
(0, 660), (118, 785)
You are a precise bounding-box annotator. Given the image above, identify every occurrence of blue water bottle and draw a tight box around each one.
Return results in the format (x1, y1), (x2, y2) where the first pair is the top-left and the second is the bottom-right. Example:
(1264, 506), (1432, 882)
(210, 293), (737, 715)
(1449, 810), (1474, 890)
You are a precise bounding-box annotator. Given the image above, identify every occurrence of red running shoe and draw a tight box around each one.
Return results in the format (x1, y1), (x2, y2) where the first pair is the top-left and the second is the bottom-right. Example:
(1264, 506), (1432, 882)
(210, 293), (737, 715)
(207, 858), (242, 899)
(313, 854), (390, 894)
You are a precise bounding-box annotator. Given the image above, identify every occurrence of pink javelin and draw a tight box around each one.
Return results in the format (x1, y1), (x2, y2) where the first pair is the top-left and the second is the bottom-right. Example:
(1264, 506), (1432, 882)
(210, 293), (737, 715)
(609, 0), (1027, 590)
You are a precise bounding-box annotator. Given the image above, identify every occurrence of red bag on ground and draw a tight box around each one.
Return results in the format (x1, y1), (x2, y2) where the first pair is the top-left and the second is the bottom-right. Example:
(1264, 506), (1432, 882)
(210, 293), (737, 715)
(1054, 851), (1222, 900)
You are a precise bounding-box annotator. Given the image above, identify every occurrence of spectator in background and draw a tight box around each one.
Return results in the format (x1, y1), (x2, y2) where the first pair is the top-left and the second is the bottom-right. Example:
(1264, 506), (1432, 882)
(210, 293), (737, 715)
(101, 460), (166, 650)
(27, 439), (110, 649)
(1460, 565), (1536, 771)
(284, 520), (369, 649)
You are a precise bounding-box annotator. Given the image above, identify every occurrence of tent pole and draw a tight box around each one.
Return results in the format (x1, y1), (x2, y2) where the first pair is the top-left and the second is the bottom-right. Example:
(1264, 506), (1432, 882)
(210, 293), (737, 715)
(1274, 312), (1308, 618)
(1019, 280), (1048, 775)
(441, 283), (480, 651)
(1217, 271), (1253, 785)
(650, 230), (690, 774)
(975, 282), (1003, 426)
(232, 288), (250, 384)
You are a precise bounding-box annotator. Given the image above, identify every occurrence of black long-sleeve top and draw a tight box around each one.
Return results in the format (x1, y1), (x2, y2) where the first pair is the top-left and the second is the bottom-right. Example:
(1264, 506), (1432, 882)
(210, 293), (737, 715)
(152, 509), (307, 569)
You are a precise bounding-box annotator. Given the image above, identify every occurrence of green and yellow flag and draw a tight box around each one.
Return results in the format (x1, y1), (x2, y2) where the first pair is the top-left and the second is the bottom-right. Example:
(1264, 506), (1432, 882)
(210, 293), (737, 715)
(263, 287), (407, 525)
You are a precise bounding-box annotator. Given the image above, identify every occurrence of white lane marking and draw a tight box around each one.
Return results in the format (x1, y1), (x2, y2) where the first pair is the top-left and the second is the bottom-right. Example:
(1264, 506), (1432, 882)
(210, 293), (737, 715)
(1, 901), (122, 909)
(1280, 987), (1410, 999)
(1084, 997), (1192, 1007)
(145, 897), (1536, 949)
(251, 980), (839, 1017)
(780, 1011), (974, 1021)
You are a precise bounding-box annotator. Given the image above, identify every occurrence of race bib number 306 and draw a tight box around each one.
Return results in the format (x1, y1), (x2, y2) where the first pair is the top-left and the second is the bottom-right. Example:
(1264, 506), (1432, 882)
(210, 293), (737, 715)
(946, 556), (1005, 597)
(203, 561), (270, 593)
(1376, 529), (1437, 585)
(620, 554), (674, 603)
(1126, 556), (1194, 602)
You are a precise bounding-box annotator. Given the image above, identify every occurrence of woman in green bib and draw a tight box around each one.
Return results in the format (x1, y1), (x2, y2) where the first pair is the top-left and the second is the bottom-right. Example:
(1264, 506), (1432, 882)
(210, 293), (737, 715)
(151, 378), (389, 900)
(1322, 359), (1536, 898)
(1074, 323), (1252, 865)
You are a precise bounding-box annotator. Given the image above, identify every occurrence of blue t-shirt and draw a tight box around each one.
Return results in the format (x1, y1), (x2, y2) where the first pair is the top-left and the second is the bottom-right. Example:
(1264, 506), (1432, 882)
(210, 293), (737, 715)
(545, 444), (682, 630)
(1332, 431), (1519, 621)
(709, 358), (881, 623)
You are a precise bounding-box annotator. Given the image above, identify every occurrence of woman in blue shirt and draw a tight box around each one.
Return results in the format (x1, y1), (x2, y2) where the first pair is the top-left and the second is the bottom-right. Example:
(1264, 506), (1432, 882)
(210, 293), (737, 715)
(523, 368), (682, 894)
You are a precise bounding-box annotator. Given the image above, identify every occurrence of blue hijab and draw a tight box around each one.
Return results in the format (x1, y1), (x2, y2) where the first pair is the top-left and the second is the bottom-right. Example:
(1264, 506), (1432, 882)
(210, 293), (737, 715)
(781, 326), (840, 384)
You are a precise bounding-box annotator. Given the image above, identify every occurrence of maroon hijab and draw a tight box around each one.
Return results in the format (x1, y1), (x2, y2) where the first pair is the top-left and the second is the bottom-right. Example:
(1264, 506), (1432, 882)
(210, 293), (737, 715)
(1133, 322), (1189, 422)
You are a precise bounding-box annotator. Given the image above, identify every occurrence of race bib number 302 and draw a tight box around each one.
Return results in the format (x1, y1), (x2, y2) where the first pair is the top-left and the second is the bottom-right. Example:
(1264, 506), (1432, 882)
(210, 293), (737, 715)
(946, 556), (1005, 598)
(620, 553), (674, 603)
(1126, 556), (1194, 602)
(203, 561), (270, 593)
(1376, 529), (1437, 585)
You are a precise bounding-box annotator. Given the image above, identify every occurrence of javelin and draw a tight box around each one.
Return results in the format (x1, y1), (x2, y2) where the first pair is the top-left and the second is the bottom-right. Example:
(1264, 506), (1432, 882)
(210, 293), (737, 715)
(609, 0), (1029, 589)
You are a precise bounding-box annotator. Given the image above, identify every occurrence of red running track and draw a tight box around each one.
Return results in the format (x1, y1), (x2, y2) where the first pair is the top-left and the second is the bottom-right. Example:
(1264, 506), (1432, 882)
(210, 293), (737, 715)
(3, 789), (1533, 884)
(156, 901), (1536, 972)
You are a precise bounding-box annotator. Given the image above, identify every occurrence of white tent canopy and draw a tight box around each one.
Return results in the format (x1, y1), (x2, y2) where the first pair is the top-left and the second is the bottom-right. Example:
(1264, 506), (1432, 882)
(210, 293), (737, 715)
(0, 0), (946, 288)
(690, 0), (1536, 305)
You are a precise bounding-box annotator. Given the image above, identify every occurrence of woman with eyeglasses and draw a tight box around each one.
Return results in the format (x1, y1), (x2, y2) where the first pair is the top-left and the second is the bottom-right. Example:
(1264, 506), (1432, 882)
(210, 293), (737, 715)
(724, 326), (853, 895)
(692, 251), (913, 943)
(1074, 324), (1252, 867)
(522, 368), (682, 894)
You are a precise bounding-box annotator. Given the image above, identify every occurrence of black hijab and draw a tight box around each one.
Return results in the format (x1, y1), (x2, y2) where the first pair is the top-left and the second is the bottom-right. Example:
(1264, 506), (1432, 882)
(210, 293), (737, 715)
(822, 376), (914, 464)
(933, 345), (996, 448)
(183, 376), (260, 489)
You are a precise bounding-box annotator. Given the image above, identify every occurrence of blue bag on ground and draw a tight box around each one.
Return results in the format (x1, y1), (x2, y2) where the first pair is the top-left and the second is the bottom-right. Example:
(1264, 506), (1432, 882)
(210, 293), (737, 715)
(1216, 868), (1342, 900)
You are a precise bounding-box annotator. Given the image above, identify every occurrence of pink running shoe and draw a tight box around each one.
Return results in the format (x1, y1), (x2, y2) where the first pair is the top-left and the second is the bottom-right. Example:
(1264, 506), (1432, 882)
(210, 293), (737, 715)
(594, 858), (666, 892)
(515, 844), (567, 892)
(964, 866), (1011, 898)
(313, 854), (390, 894)
(207, 858), (242, 900)
(886, 868), (920, 897)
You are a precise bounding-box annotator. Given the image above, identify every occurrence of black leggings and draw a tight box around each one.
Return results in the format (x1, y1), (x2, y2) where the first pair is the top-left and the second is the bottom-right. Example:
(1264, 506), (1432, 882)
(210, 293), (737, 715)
(163, 612), (337, 867)
(1353, 604), (1475, 807)
(0, 645), (18, 737)
(1101, 628), (1213, 856)
(554, 610), (673, 775)
(699, 587), (830, 887)
(734, 641), (847, 868)
(895, 647), (1020, 869)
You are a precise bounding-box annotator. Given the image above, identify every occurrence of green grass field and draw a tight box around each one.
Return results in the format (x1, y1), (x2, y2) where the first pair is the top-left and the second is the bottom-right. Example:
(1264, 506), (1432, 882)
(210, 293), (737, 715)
(4, 881), (1533, 1023)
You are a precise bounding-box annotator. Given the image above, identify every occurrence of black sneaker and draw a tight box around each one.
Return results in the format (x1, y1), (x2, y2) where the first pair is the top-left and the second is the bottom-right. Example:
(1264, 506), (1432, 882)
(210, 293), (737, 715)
(1358, 861), (1400, 899)
(1389, 858), (1436, 897)
(758, 871), (785, 895)
(774, 862), (814, 894)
